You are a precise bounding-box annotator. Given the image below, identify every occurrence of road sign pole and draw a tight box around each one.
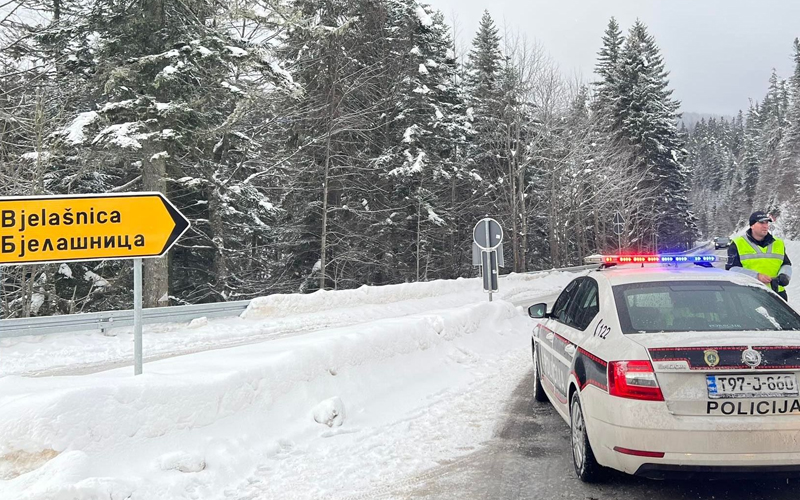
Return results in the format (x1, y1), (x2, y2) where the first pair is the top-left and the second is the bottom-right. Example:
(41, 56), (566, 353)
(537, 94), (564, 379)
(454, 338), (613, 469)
(613, 211), (625, 255)
(134, 258), (143, 376)
(484, 222), (491, 303)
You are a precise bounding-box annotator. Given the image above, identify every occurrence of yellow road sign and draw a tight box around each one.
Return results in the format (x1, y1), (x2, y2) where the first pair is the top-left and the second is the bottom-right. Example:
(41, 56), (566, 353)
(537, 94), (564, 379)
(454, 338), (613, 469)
(0, 192), (190, 265)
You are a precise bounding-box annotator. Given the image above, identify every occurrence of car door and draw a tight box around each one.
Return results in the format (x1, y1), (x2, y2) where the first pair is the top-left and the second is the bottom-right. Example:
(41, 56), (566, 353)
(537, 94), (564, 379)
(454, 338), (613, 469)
(538, 277), (584, 414)
(564, 278), (605, 392)
(559, 279), (602, 396)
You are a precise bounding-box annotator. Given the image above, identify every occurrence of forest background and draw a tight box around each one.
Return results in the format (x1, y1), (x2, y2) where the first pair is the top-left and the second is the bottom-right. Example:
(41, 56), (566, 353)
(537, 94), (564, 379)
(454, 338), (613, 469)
(1, 0), (799, 317)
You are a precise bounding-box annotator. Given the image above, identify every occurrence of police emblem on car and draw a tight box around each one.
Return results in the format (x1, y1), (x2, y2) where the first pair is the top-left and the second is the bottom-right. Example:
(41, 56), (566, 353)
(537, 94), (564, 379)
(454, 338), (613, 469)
(704, 349), (720, 367)
(742, 348), (762, 368)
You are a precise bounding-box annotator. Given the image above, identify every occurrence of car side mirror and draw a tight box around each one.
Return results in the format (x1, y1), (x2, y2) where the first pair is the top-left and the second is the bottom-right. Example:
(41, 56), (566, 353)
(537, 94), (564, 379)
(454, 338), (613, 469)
(528, 303), (548, 319)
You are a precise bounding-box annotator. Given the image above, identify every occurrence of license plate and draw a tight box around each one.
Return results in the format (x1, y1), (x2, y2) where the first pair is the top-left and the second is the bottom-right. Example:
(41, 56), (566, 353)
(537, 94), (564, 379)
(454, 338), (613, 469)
(707, 373), (799, 399)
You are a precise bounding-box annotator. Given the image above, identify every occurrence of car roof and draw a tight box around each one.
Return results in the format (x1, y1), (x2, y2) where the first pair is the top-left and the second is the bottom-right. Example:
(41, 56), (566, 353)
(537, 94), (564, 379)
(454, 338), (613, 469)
(588, 265), (754, 287)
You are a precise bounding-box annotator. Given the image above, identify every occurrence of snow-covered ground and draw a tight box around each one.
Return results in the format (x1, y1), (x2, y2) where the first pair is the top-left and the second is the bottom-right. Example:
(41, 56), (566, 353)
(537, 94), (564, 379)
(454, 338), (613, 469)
(4, 245), (800, 500)
(0, 271), (577, 500)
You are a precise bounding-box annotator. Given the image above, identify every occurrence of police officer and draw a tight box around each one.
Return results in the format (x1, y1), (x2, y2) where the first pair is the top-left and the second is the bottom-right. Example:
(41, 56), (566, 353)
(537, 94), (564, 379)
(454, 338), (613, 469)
(726, 211), (792, 300)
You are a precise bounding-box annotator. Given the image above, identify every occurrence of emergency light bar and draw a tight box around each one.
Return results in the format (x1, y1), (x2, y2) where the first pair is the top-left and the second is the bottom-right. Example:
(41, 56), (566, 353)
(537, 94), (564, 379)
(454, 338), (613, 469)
(584, 254), (718, 265)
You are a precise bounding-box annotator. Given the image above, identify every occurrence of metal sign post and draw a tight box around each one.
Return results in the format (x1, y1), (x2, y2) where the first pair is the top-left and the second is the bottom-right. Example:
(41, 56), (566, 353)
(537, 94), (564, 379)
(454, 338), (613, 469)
(0, 192), (190, 375)
(134, 258), (143, 375)
(480, 249), (499, 299)
(613, 211), (625, 254)
(473, 218), (503, 302)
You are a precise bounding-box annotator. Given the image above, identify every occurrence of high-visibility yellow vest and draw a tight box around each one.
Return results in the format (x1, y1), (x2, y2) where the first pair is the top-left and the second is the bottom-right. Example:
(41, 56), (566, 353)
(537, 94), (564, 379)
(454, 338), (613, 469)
(733, 235), (786, 292)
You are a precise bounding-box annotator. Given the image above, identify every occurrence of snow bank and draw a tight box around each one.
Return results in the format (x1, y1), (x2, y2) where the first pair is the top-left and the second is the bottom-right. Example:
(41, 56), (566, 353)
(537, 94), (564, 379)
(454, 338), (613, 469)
(0, 298), (532, 500)
(243, 271), (576, 320)
(1, 271), (576, 378)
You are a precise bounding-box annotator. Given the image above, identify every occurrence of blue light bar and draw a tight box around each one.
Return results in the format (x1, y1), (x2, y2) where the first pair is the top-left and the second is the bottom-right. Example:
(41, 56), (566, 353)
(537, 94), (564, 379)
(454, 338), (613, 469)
(658, 255), (716, 263)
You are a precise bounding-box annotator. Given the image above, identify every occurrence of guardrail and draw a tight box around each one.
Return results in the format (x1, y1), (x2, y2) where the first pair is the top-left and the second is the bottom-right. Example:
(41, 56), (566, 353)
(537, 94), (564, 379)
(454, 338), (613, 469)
(0, 300), (251, 340)
(0, 264), (598, 340)
(536, 264), (598, 273)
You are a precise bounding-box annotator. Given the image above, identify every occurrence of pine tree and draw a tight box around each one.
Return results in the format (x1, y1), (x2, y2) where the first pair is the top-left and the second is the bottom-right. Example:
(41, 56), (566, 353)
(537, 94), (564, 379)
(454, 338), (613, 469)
(376, 3), (471, 281)
(614, 21), (694, 250)
(730, 110), (745, 160)
(274, 0), (385, 291)
(39, 0), (286, 305)
(464, 11), (504, 208)
(592, 17), (624, 132)
(780, 39), (800, 204)
(463, 11), (540, 270)
(755, 70), (789, 208)
(740, 102), (762, 214)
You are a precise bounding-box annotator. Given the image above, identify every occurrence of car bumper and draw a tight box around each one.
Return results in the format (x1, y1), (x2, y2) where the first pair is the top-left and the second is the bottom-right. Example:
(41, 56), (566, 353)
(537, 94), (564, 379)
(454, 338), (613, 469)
(581, 388), (800, 475)
(634, 463), (800, 480)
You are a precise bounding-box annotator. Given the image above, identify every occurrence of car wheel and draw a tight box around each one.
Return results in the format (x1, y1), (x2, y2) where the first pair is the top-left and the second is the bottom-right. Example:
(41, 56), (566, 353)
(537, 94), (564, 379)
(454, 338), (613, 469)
(532, 341), (548, 403)
(570, 391), (606, 483)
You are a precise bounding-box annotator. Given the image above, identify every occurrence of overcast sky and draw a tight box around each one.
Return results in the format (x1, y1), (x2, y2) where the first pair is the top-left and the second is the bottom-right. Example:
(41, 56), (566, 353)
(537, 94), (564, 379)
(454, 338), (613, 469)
(425, 0), (800, 116)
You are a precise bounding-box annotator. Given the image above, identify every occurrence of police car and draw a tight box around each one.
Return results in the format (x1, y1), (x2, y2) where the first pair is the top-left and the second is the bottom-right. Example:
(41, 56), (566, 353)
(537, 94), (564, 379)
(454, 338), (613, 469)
(528, 254), (800, 481)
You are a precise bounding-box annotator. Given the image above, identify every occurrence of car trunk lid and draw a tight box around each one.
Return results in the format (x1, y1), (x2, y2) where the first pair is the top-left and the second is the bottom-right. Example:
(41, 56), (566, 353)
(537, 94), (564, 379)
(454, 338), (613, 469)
(629, 332), (800, 416)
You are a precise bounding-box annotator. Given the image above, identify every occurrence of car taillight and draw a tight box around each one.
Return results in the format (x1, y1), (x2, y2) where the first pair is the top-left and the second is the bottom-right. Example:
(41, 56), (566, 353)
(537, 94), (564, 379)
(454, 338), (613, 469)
(613, 446), (665, 458)
(608, 360), (664, 401)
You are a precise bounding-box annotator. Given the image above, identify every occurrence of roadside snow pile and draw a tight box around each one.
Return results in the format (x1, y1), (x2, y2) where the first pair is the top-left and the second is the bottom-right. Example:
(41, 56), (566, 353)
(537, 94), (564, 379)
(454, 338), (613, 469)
(156, 452), (206, 473)
(312, 396), (346, 428)
(0, 299), (532, 500)
(242, 271), (577, 319)
(0, 270), (577, 377)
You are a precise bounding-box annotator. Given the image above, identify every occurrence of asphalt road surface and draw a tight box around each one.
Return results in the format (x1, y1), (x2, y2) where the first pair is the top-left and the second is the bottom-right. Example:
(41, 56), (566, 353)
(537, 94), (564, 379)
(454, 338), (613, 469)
(377, 371), (800, 500)
(364, 248), (800, 500)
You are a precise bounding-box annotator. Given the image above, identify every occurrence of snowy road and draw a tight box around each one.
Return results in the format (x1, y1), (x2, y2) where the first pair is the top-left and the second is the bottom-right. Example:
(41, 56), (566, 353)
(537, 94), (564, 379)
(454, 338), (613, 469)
(380, 373), (800, 500)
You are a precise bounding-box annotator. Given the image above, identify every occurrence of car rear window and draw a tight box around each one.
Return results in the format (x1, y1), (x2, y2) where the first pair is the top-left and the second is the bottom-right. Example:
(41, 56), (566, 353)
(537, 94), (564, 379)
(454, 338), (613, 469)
(613, 280), (800, 333)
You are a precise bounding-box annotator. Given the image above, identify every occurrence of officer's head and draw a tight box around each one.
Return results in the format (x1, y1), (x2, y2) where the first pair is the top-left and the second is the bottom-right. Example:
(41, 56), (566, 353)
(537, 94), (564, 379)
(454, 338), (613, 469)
(749, 211), (772, 240)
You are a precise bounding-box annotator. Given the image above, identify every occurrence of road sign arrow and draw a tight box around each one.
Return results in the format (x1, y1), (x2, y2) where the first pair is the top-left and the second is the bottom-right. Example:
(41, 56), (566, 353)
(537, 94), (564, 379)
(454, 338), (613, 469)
(0, 192), (190, 266)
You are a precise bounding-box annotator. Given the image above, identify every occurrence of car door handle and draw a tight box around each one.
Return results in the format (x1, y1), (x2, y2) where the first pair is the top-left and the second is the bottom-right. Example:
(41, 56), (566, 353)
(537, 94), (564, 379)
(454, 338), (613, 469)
(545, 332), (554, 341)
(564, 344), (576, 355)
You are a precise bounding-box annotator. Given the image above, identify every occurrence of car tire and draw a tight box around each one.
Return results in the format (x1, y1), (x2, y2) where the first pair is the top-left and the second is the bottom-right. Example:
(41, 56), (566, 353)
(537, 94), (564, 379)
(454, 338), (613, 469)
(532, 341), (548, 403)
(570, 391), (606, 483)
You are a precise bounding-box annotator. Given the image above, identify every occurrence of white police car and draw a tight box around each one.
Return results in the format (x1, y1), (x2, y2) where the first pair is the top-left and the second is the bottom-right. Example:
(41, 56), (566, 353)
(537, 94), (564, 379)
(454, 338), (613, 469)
(528, 254), (800, 481)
